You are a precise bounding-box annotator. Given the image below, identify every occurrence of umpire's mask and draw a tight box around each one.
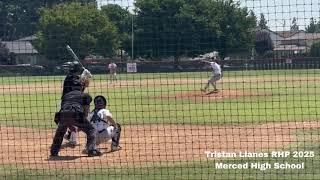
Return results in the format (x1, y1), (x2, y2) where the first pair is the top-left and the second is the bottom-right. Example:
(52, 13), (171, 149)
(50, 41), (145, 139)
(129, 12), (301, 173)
(94, 96), (107, 109)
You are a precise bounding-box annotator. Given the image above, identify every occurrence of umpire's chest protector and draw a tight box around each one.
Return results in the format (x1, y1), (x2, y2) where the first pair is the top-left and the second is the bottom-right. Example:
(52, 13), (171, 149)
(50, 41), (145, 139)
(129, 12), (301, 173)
(62, 74), (82, 97)
(58, 90), (92, 122)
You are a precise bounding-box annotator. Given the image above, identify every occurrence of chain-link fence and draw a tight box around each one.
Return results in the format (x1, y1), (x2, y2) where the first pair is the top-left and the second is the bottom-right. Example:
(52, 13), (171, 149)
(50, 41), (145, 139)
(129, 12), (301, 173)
(1, 0), (320, 179)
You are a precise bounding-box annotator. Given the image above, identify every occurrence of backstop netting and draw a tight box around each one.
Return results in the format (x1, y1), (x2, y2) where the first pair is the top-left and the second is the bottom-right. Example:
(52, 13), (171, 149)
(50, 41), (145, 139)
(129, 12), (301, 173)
(1, 0), (320, 179)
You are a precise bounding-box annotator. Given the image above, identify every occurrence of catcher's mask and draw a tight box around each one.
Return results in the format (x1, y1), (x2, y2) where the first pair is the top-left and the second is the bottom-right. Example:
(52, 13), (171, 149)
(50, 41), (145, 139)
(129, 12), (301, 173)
(94, 95), (107, 109)
(69, 61), (84, 74)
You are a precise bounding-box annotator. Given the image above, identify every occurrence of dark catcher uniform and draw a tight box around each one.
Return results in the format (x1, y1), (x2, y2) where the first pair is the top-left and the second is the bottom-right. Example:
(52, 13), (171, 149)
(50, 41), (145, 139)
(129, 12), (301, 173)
(50, 90), (102, 157)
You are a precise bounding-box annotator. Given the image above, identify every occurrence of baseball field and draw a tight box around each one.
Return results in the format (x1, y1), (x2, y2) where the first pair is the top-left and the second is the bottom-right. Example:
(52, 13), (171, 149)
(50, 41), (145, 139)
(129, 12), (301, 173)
(0, 69), (320, 179)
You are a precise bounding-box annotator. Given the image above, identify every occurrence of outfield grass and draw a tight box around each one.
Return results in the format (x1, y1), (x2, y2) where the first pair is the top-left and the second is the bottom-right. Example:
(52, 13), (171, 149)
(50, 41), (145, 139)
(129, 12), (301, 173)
(1, 69), (320, 178)
(1, 69), (320, 85)
(0, 70), (320, 128)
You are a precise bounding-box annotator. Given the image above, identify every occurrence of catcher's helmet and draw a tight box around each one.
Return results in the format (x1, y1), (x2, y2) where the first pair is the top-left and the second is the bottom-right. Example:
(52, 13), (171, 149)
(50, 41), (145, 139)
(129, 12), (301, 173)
(94, 95), (107, 109)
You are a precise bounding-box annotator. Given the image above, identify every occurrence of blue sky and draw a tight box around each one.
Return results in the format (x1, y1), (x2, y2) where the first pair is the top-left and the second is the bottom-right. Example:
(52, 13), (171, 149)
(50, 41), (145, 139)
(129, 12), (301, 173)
(241, 0), (320, 31)
(99, 0), (320, 31)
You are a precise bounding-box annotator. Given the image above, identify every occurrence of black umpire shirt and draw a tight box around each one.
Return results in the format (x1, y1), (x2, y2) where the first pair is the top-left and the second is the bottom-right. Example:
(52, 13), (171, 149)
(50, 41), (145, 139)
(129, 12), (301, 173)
(62, 74), (82, 98)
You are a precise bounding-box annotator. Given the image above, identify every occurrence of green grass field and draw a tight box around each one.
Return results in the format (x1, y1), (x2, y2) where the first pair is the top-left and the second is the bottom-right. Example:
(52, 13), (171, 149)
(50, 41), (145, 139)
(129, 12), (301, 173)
(1, 69), (320, 128)
(1, 69), (320, 179)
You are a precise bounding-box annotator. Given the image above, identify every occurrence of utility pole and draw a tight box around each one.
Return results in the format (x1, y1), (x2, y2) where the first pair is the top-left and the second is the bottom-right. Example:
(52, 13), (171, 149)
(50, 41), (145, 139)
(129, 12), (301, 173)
(131, 13), (134, 60)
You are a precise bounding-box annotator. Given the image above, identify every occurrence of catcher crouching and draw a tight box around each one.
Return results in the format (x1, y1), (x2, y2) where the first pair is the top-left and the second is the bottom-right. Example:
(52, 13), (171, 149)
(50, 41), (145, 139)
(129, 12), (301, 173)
(88, 95), (122, 152)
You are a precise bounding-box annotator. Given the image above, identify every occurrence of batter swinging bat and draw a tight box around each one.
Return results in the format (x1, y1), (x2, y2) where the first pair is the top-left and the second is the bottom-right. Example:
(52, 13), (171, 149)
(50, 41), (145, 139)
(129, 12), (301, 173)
(66, 45), (92, 87)
(66, 45), (84, 67)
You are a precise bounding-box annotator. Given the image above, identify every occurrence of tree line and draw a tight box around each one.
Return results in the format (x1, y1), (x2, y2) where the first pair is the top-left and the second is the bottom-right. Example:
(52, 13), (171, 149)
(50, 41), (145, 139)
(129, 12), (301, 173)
(1, 0), (320, 64)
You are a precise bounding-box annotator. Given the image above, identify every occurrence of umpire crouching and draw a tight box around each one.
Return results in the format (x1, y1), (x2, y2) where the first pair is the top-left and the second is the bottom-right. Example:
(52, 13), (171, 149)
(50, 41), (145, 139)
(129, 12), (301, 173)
(50, 85), (102, 157)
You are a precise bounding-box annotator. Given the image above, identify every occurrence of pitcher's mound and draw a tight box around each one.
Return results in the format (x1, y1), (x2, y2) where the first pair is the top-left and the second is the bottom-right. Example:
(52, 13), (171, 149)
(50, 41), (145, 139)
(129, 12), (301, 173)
(154, 89), (269, 101)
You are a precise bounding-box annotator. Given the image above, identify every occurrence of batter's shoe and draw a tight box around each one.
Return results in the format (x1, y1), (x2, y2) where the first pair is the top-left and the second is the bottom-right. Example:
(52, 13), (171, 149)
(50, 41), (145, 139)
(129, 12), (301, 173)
(63, 132), (71, 141)
(64, 131), (79, 147)
(111, 145), (122, 152)
(88, 149), (103, 157)
(64, 140), (78, 148)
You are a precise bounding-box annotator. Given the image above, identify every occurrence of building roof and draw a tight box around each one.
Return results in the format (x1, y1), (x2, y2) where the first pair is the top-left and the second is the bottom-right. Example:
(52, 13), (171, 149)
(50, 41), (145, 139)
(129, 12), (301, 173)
(255, 27), (279, 36)
(274, 45), (307, 51)
(284, 32), (320, 40)
(275, 31), (302, 38)
(255, 28), (305, 39)
(1, 41), (38, 54)
(15, 35), (37, 41)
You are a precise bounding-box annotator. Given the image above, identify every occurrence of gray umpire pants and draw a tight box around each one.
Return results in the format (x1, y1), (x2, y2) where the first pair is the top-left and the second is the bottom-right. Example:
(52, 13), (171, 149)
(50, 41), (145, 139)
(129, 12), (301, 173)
(50, 114), (96, 155)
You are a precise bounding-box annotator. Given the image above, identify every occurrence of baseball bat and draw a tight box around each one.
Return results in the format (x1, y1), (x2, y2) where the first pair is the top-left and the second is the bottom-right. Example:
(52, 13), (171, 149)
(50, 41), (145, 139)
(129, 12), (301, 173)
(66, 45), (84, 67)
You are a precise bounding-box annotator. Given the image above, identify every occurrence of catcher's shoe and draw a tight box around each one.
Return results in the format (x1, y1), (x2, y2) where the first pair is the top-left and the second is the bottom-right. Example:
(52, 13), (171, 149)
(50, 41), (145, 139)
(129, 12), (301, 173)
(111, 145), (122, 152)
(88, 149), (103, 157)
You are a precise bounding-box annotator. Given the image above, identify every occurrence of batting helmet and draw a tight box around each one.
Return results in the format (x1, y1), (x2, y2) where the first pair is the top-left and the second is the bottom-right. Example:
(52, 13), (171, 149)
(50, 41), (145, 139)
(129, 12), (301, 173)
(94, 95), (107, 109)
(68, 61), (84, 74)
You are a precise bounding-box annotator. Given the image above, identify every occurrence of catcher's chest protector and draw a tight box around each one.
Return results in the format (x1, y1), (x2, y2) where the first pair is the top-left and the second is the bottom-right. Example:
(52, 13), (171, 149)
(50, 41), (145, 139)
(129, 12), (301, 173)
(90, 110), (107, 124)
(91, 109), (121, 147)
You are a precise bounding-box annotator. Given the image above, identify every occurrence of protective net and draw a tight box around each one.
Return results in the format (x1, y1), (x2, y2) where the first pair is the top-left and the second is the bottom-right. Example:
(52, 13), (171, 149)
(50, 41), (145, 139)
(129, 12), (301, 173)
(1, 0), (320, 179)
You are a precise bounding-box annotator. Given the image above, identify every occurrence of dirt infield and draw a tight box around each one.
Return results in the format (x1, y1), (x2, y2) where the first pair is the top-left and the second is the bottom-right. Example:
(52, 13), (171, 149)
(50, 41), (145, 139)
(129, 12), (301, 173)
(1, 121), (319, 170)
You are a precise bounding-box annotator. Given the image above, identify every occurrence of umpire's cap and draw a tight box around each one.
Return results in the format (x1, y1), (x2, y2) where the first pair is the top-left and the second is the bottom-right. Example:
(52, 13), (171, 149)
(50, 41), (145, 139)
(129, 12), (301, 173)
(94, 95), (107, 109)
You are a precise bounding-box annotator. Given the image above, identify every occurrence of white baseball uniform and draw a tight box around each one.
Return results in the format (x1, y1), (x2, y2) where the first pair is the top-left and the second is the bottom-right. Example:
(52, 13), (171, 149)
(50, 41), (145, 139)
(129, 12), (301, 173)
(209, 62), (222, 83)
(108, 63), (117, 75)
(88, 109), (115, 145)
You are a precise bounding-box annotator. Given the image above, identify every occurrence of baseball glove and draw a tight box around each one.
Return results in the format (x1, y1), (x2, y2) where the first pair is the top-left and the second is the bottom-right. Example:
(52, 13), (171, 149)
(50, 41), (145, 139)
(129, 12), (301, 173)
(80, 69), (92, 87)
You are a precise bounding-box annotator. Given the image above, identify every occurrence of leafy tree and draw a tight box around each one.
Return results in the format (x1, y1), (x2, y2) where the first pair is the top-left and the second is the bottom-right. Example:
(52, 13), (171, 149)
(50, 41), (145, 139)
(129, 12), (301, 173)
(290, 17), (299, 32)
(212, 0), (257, 58)
(36, 3), (119, 62)
(310, 41), (320, 57)
(101, 4), (133, 57)
(306, 18), (320, 33)
(248, 10), (257, 28)
(0, 43), (9, 64)
(0, 0), (97, 41)
(258, 13), (268, 29)
(133, 0), (255, 65)
(247, 10), (258, 58)
(306, 18), (316, 33)
(255, 30), (273, 56)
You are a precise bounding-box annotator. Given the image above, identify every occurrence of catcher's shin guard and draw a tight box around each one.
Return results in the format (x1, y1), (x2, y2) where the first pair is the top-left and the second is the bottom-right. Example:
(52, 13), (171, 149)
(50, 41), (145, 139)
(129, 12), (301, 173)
(111, 123), (121, 147)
